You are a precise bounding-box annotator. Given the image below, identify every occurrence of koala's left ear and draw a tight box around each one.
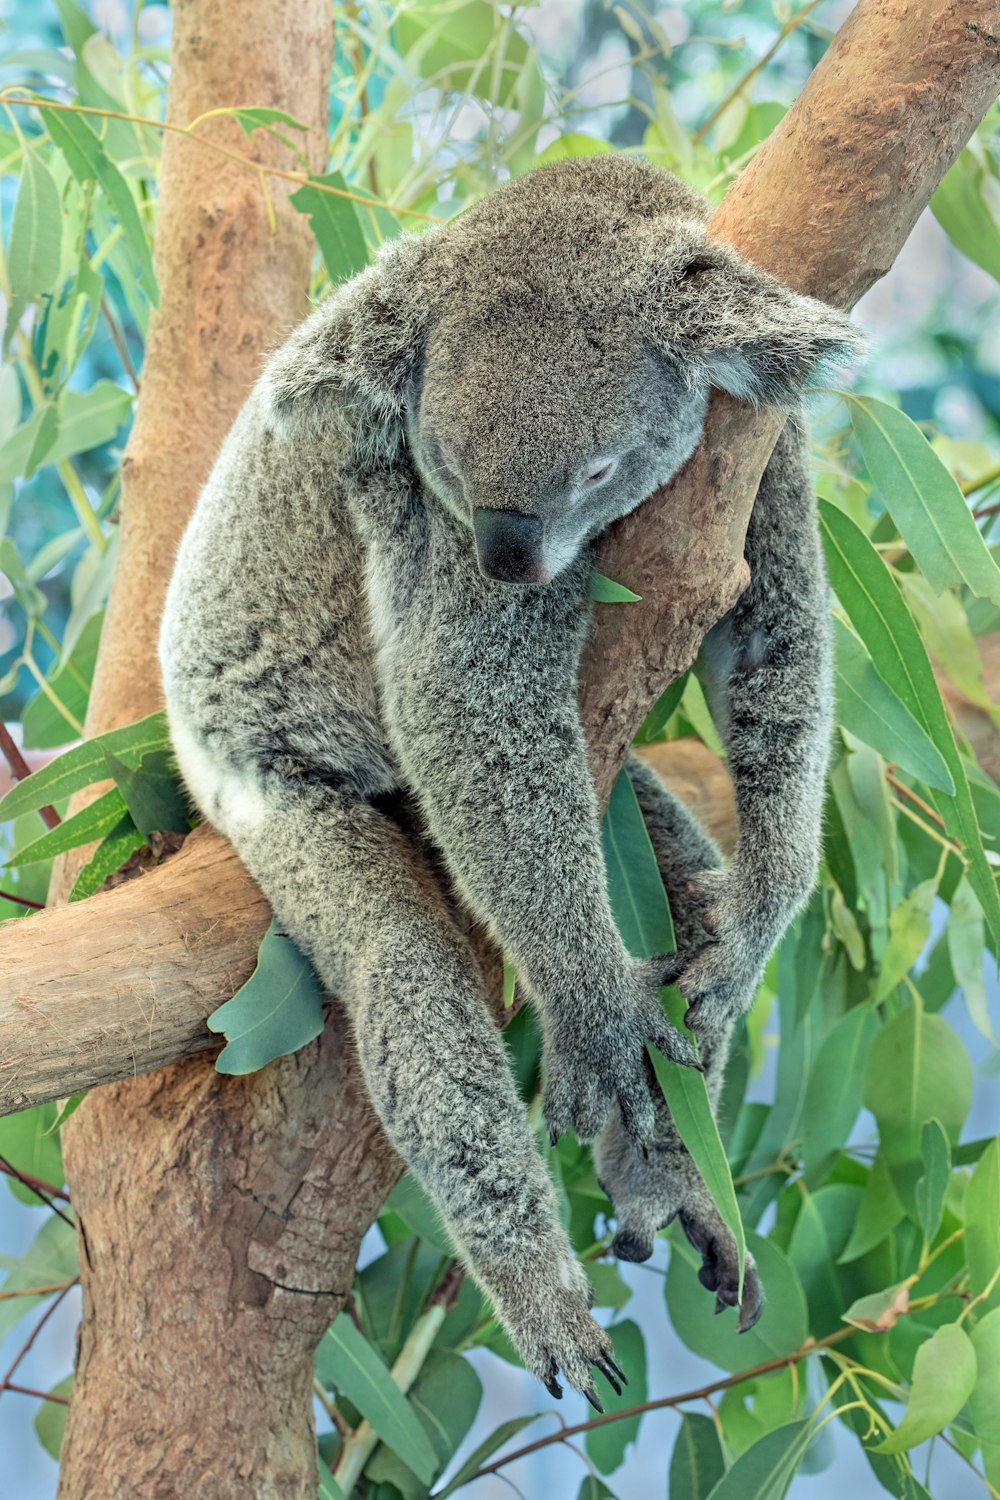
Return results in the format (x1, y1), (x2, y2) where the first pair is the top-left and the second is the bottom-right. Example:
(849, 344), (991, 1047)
(263, 227), (443, 464)
(643, 233), (863, 405)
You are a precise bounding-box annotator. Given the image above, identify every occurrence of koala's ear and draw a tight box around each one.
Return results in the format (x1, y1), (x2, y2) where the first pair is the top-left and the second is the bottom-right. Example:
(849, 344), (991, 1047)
(642, 232), (863, 406)
(262, 228), (442, 463)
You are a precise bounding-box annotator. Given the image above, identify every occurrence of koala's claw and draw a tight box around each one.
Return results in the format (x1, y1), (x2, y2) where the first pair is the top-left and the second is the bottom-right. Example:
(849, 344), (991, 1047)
(584, 1386), (604, 1414)
(680, 1209), (764, 1334)
(593, 1354), (627, 1395)
(543, 1368), (564, 1401)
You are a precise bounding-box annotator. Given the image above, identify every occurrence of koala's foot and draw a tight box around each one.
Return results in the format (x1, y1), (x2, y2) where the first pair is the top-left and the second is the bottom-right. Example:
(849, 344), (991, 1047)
(488, 1254), (627, 1408)
(595, 1106), (764, 1333)
(659, 869), (776, 1036)
(542, 956), (701, 1147)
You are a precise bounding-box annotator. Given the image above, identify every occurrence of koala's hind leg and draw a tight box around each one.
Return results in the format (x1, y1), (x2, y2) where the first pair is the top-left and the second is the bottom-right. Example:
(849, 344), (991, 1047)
(200, 763), (622, 1401)
(593, 756), (763, 1329)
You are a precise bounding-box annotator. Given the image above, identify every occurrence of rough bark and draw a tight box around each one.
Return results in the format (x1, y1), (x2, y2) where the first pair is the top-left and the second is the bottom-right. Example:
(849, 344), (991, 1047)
(0, 0), (991, 1494)
(54, 5), (346, 1496)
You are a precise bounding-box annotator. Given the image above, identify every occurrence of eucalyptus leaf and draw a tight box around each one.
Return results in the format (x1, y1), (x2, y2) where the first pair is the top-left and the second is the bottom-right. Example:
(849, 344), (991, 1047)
(290, 173), (370, 285)
(591, 571), (641, 603)
(704, 1418), (812, 1500)
(6, 787), (127, 868)
(8, 147), (62, 310)
(69, 814), (145, 901)
(669, 1411), (725, 1500)
(208, 919), (326, 1074)
(0, 711), (171, 823)
(914, 1118), (951, 1244)
(969, 1305), (1000, 1445)
(965, 1136), (1000, 1313)
(832, 618), (952, 793)
(873, 1321), (976, 1453)
(316, 1313), (438, 1485)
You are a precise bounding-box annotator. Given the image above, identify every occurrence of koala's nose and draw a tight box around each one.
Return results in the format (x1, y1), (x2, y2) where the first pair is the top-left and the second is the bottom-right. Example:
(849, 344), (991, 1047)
(472, 508), (548, 584)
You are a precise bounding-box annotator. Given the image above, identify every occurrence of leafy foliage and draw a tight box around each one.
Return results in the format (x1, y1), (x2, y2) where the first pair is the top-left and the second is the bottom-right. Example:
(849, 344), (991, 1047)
(0, 3), (999, 1498)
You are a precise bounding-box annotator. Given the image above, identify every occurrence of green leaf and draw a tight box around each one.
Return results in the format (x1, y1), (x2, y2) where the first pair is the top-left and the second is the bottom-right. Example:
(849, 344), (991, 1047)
(433, 1414), (540, 1498)
(33, 1375), (72, 1459)
(591, 571), (641, 603)
(601, 768), (674, 957)
(383, 1174), (453, 1255)
(667, 1232), (808, 1373)
(208, 920), (325, 1074)
(847, 393), (1000, 604)
(47, 1093), (86, 1132)
(364, 1352), (482, 1497)
(394, 2), (529, 106)
(947, 876), (994, 1041)
(583, 1260), (632, 1310)
(44, 107), (159, 306)
(102, 748), (191, 837)
(966, 1137), (1000, 1313)
(317, 1466), (348, 1500)
(704, 1419), (811, 1500)
(862, 998), (973, 1167)
(0, 1102), (64, 1205)
(669, 1411), (725, 1500)
(786, 1184), (862, 1337)
(914, 1118), (951, 1244)
(0, 380), (133, 482)
(316, 1314), (438, 1485)
(873, 877), (937, 1002)
(874, 1322), (976, 1453)
(576, 1479), (617, 1500)
(290, 173), (370, 285)
(8, 147), (62, 308)
(832, 618), (953, 793)
(24, 403), (59, 480)
(22, 610), (102, 749)
(970, 1306), (1000, 1445)
(802, 1006), (879, 1185)
(634, 671), (689, 744)
(931, 147), (1000, 282)
(0, 711), (170, 823)
(0, 1215), (77, 1343)
(650, 1043), (746, 1300)
(839, 1153), (905, 1263)
(820, 498), (1000, 951)
(69, 814), (145, 901)
(232, 106), (311, 138)
(585, 1320), (646, 1474)
(6, 787), (128, 868)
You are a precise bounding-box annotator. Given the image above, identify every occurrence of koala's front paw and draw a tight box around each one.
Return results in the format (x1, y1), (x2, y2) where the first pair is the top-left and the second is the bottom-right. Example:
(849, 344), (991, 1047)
(543, 958), (700, 1146)
(660, 870), (775, 1036)
(493, 1256), (627, 1409)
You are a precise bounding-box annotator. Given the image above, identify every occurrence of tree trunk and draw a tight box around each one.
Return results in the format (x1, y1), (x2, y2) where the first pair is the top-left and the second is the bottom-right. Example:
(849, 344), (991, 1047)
(37, 0), (1000, 1494)
(54, 5), (362, 1496)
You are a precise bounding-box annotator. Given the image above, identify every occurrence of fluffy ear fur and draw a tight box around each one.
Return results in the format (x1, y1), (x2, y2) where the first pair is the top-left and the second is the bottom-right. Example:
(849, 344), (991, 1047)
(262, 227), (443, 469)
(639, 228), (863, 406)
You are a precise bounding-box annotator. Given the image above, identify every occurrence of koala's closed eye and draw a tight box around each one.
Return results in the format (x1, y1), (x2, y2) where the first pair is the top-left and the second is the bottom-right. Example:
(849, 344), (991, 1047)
(678, 256), (716, 282)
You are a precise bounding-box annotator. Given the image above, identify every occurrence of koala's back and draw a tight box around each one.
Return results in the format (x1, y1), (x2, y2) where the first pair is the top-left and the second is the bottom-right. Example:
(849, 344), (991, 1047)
(160, 384), (398, 832)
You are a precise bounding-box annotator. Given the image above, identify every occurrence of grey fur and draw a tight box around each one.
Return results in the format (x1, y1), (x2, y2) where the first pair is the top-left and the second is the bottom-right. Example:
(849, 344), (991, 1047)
(160, 155), (856, 1394)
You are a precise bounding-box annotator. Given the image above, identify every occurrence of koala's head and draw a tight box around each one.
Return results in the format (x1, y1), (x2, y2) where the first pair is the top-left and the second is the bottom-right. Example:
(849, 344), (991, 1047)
(272, 156), (860, 585)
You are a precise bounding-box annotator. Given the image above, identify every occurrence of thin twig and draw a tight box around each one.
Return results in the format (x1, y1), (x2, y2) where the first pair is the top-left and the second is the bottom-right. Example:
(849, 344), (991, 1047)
(101, 296), (140, 392)
(3, 1382), (70, 1405)
(0, 1281), (77, 1394)
(431, 1327), (857, 1492)
(0, 723), (59, 830)
(0, 1155), (74, 1223)
(0, 1281), (76, 1302)
(0, 888), (44, 910)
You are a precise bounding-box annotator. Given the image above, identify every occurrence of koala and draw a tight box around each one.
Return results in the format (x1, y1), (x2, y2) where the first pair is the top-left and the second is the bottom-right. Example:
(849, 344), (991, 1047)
(159, 154), (858, 1405)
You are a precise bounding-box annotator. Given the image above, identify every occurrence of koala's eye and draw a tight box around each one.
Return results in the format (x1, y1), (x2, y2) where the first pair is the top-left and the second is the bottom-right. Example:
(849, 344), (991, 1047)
(583, 459), (616, 488)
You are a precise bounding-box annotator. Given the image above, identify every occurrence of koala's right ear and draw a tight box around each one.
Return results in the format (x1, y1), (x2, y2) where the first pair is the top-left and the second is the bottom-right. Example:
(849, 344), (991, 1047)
(262, 228), (442, 466)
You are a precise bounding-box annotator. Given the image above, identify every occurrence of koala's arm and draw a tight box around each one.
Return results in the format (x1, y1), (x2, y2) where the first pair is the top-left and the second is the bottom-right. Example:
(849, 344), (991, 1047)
(670, 417), (833, 1031)
(380, 556), (696, 1145)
